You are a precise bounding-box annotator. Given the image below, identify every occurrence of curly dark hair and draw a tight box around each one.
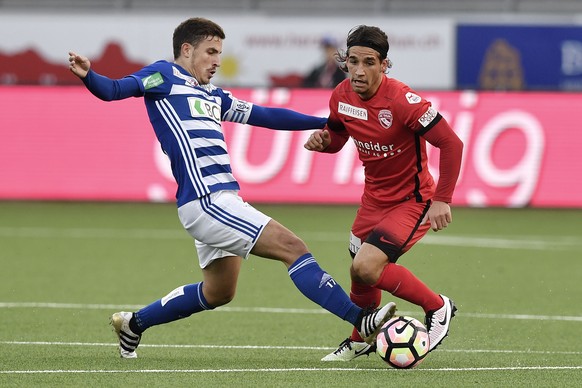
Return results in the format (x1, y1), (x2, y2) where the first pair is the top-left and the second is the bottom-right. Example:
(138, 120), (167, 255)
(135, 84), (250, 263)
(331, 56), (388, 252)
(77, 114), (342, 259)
(337, 25), (391, 73)
(172, 18), (226, 59)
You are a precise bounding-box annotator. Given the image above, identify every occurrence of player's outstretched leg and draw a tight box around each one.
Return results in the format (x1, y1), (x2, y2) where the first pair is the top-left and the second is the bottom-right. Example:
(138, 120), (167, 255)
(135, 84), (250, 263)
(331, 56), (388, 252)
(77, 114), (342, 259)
(110, 312), (141, 359)
(109, 283), (213, 358)
(357, 301), (397, 344)
(425, 294), (457, 352)
(321, 337), (376, 362)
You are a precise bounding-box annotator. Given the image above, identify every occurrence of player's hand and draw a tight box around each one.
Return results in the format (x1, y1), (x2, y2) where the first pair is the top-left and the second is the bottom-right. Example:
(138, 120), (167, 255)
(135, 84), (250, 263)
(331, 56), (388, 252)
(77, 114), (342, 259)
(304, 129), (331, 151)
(68, 51), (91, 79)
(422, 200), (452, 232)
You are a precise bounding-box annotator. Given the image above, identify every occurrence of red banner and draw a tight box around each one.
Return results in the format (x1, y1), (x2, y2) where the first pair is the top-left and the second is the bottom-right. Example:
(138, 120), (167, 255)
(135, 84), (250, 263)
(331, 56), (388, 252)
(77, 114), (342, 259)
(1, 87), (580, 207)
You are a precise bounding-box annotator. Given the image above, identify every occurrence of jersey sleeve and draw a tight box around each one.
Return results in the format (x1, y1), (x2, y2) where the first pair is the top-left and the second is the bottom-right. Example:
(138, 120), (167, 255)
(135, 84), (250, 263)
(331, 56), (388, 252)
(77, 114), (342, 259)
(395, 86), (463, 203)
(220, 89), (327, 130)
(82, 61), (177, 101)
(129, 61), (174, 100)
(219, 90), (254, 123)
(422, 117), (464, 203)
(321, 91), (350, 153)
(323, 116), (350, 153)
(393, 88), (442, 134)
(82, 69), (143, 101)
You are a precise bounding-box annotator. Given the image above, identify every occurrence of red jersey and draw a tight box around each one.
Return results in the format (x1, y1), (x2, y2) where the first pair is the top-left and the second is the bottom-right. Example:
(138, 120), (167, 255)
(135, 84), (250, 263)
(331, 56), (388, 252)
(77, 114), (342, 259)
(324, 76), (462, 206)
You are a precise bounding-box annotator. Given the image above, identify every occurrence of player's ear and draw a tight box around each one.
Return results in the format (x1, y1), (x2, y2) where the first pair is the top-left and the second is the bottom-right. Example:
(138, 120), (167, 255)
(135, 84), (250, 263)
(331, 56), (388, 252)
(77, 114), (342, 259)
(181, 42), (192, 58)
(381, 58), (388, 73)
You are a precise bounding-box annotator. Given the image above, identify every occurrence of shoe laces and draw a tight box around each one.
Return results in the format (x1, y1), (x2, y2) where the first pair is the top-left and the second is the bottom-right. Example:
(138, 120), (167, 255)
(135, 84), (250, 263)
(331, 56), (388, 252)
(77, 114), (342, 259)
(334, 338), (354, 355)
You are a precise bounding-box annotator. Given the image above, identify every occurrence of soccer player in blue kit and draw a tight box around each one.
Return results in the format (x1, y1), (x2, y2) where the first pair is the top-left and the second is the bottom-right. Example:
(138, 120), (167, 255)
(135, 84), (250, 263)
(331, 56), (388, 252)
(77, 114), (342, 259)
(68, 17), (396, 359)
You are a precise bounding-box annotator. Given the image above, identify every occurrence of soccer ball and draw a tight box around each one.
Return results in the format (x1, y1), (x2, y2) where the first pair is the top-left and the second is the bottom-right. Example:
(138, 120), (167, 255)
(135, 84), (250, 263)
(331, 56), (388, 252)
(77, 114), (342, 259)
(376, 316), (430, 369)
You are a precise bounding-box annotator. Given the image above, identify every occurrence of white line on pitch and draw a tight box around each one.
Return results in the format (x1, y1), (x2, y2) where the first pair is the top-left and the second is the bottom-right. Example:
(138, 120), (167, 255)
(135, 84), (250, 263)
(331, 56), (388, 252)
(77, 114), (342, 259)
(1, 366), (582, 374)
(1, 341), (581, 356)
(1, 302), (581, 322)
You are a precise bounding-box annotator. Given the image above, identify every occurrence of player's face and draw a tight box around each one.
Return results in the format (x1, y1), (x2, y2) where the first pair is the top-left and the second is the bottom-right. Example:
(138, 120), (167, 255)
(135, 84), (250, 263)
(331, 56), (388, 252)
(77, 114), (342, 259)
(181, 36), (222, 84)
(346, 46), (388, 100)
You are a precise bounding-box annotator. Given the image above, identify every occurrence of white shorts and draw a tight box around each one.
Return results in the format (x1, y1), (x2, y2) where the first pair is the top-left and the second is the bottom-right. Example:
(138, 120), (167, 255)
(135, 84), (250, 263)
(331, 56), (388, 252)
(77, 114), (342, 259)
(177, 190), (271, 268)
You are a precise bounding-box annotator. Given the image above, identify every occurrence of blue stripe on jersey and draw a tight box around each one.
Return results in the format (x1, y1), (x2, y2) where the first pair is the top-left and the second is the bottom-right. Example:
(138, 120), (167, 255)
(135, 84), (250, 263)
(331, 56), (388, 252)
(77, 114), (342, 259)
(222, 102), (252, 124)
(200, 164), (232, 177)
(207, 182), (240, 193)
(232, 111), (244, 123)
(189, 116), (221, 125)
(200, 195), (262, 240)
(156, 99), (208, 198)
(187, 129), (225, 141)
(195, 145), (227, 158)
(131, 61), (258, 205)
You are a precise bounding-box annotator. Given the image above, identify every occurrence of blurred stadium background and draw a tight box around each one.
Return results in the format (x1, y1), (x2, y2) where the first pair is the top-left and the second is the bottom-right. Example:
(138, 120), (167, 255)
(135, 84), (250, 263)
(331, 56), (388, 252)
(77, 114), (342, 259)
(1, 0), (582, 13)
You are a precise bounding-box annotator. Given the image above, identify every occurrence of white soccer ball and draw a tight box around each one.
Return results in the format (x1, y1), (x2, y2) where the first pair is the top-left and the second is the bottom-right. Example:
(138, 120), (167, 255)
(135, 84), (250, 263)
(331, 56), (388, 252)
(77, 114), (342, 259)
(376, 316), (430, 369)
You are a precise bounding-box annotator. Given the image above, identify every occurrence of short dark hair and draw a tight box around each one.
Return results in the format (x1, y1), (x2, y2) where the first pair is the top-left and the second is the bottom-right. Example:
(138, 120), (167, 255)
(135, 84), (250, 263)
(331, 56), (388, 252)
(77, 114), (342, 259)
(172, 17), (226, 59)
(338, 25), (390, 72)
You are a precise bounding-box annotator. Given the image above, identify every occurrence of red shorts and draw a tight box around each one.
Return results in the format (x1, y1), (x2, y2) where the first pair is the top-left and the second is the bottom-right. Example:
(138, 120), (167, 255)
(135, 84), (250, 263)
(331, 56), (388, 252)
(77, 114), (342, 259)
(351, 199), (431, 263)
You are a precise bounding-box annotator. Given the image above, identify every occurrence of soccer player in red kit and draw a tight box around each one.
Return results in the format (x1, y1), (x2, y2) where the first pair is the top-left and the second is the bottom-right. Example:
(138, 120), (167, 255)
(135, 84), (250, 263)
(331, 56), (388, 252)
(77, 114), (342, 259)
(304, 25), (464, 361)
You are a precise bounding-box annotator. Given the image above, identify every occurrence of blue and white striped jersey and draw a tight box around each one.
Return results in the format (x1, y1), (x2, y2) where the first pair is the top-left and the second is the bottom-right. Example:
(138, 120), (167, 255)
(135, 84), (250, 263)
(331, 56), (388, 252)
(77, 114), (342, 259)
(130, 61), (253, 206)
(82, 60), (326, 206)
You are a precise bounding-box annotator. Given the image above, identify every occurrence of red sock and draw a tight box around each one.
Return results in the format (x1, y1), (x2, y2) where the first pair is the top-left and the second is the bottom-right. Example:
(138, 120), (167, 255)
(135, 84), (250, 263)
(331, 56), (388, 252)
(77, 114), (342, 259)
(349, 281), (381, 342)
(373, 263), (443, 313)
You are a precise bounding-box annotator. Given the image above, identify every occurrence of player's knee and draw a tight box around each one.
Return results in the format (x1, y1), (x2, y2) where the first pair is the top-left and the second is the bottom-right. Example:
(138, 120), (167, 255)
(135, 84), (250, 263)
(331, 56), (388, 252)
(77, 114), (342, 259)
(286, 235), (309, 255)
(204, 287), (236, 307)
(351, 260), (381, 285)
(273, 231), (309, 261)
(256, 220), (309, 263)
(216, 293), (235, 307)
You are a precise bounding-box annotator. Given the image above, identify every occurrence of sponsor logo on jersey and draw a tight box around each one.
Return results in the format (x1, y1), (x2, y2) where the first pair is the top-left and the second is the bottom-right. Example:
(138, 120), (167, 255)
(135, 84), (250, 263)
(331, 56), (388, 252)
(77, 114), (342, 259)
(405, 92), (422, 104)
(352, 138), (399, 158)
(378, 109), (393, 129)
(188, 97), (221, 122)
(418, 106), (438, 127)
(173, 66), (198, 87)
(234, 99), (251, 112)
(142, 72), (164, 90)
(338, 102), (368, 120)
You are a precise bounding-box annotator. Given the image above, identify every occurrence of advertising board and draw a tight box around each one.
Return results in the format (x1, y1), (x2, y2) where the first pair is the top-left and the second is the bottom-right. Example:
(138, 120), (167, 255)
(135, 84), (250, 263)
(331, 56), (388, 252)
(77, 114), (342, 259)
(457, 24), (582, 90)
(0, 13), (454, 89)
(1, 87), (580, 208)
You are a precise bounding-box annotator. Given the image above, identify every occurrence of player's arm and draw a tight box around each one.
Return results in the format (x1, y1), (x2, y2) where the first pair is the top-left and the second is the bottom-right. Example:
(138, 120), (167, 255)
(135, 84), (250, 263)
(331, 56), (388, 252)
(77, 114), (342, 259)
(304, 125), (349, 154)
(420, 115), (464, 231)
(304, 106), (349, 153)
(247, 105), (327, 130)
(304, 129), (331, 151)
(68, 51), (143, 101)
(421, 115), (463, 203)
(220, 91), (326, 130)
